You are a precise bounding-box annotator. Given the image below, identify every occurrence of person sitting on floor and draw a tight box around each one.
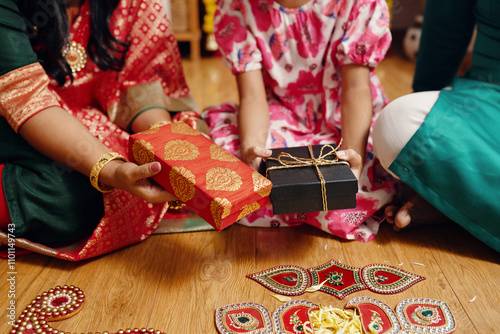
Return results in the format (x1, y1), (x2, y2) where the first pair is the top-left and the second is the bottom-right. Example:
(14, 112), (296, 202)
(372, 0), (500, 252)
(0, 0), (202, 260)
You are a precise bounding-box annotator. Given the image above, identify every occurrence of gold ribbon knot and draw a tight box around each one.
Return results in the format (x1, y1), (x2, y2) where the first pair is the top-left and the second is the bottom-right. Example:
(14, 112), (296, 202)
(266, 141), (349, 212)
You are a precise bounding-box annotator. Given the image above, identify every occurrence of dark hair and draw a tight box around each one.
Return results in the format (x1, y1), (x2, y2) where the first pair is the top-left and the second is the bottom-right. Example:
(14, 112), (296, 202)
(18, 0), (129, 86)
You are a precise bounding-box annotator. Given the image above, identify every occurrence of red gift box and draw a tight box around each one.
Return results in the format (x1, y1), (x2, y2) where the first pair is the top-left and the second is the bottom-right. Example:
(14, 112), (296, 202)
(129, 121), (272, 231)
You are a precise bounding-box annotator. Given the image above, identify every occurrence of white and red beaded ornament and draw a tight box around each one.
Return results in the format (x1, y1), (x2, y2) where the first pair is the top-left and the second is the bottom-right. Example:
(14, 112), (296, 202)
(361, 264), (426, 295)
(246, 260), (426, 300)
(215, 300), (318, 334)
(10, 285), (165, 334)
(246, 265), (312, 297)
(272, 300), (318, 334)
(345, 296), (401, 334)
(216, 297), (456, 334)
(396, 298), (456, 334)
(308, 260), (367, 300)
(215, 302), (274, 334)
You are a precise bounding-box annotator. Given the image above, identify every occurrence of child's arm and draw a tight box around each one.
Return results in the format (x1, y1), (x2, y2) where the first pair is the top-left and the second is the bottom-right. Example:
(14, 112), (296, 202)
(236, 70), (272, 170)
(339, 64), (372, 180)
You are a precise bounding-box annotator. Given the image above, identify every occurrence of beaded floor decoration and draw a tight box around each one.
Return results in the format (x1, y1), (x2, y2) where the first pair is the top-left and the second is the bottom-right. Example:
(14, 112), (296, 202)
(10, 285), (164, 334)
(247, 260), (425, 300)
(215, 297), (456, 334)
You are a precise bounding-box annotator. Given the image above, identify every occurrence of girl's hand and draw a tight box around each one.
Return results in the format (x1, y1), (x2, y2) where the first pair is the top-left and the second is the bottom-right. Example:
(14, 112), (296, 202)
(242, 146), (272, 171)
(172, 111), (199, 130)
(172, 111), (211, 137)
(100, 160), (176, 203)
(336, 149), (363, 181)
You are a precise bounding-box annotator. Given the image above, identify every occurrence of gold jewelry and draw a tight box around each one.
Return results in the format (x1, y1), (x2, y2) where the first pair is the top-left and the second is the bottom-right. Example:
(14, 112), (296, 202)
(62, 41), (87, 74)
(168, 200), (186, 210)
(90, 152), (127, 193)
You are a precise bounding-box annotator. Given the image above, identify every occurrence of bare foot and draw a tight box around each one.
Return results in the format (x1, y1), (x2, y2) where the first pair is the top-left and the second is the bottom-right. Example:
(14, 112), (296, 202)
(385, 188), (451, 231)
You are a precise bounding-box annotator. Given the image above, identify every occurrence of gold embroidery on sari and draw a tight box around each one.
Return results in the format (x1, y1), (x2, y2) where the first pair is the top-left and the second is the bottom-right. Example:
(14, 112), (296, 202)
(0, 63), (60, 132)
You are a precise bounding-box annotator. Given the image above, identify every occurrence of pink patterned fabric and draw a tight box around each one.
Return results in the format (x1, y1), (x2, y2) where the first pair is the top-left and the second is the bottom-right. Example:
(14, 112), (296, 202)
(203, 0), (397, 241)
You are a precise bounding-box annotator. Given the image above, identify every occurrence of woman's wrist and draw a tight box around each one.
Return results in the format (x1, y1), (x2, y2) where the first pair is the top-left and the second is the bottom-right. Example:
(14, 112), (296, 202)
(89, 152), (128, 193)
(129, 107), (172, 133)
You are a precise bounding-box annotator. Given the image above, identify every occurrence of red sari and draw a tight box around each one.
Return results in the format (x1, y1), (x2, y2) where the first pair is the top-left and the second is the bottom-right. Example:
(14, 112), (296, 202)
(0, 0), (195, 260)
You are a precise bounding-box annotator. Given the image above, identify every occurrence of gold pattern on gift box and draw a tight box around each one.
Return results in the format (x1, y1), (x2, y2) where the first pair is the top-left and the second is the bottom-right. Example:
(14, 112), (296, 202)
(210, 144), (240, 162)
(164, 139), (200, 160)
(169, 167), (196, 201)
(211, 197), (232, 229)
(206, 167), (242, 191)
(252, 171), (273, 197)
(132, 139), (156, 165)
(237, 202), (261, 220)
(139, 126), (162, 135)
(171, 121), (200, 135)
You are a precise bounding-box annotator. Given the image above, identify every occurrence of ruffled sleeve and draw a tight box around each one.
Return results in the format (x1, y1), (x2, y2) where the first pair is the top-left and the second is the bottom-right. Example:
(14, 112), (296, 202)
(336, 0), (391, 68)
(214, 0), (262, 74)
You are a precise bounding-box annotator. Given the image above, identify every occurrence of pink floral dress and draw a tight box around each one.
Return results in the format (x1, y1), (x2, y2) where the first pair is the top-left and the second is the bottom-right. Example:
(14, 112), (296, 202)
(202, 0), (397, 242)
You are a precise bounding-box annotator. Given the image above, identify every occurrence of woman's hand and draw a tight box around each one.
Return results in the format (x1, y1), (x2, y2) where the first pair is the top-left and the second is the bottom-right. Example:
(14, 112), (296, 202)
(100, 160), (176, 203)
(336, 149), (363, 181)
(241, 146), (272, 171)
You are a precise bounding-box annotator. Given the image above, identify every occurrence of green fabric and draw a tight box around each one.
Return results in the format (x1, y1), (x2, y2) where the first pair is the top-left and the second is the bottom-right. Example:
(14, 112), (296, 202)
(0, 0), (39, 75)
(396, 0), (500, 252)
(0, 118), (104, 244)
(413, 0), (500, 91)
(390, 78), (500, 253)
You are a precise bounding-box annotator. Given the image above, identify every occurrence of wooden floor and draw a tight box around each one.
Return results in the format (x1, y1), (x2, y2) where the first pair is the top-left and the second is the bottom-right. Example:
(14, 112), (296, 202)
(2, 46), (500, 334)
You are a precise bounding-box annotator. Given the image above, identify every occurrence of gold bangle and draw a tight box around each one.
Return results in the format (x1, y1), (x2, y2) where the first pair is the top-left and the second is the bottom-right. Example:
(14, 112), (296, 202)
(90, 152), (127, 193)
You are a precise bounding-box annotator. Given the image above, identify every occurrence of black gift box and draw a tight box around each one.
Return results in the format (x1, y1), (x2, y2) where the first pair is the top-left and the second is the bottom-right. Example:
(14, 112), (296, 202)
(261, 145), (358, 215)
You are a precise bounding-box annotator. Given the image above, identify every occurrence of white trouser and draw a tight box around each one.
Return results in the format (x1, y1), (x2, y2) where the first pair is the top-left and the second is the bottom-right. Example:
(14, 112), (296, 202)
(372, 90), (440, 178)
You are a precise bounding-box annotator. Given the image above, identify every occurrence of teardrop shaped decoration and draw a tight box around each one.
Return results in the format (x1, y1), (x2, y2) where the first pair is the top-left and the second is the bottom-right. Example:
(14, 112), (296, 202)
(361, 264), (426, 294)
(345, 296), (401, 334)
(246, 265), (311, 296)
(272, 299), (317, 334)
(215, 302), (273, 334)
(307, 260), (367, 299)
(395, 298), (456, 333)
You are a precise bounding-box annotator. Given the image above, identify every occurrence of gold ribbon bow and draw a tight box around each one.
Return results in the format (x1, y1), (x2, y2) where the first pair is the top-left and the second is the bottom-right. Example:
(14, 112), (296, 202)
(266, 141), (349, 212)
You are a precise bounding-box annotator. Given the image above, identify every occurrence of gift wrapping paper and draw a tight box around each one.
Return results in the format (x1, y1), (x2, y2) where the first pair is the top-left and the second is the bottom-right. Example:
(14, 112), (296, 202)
(129, 122), (272, 231)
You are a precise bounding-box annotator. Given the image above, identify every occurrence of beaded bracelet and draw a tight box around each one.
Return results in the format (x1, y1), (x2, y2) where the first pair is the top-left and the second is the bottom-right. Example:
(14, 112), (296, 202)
(90, 152), (127, 193)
